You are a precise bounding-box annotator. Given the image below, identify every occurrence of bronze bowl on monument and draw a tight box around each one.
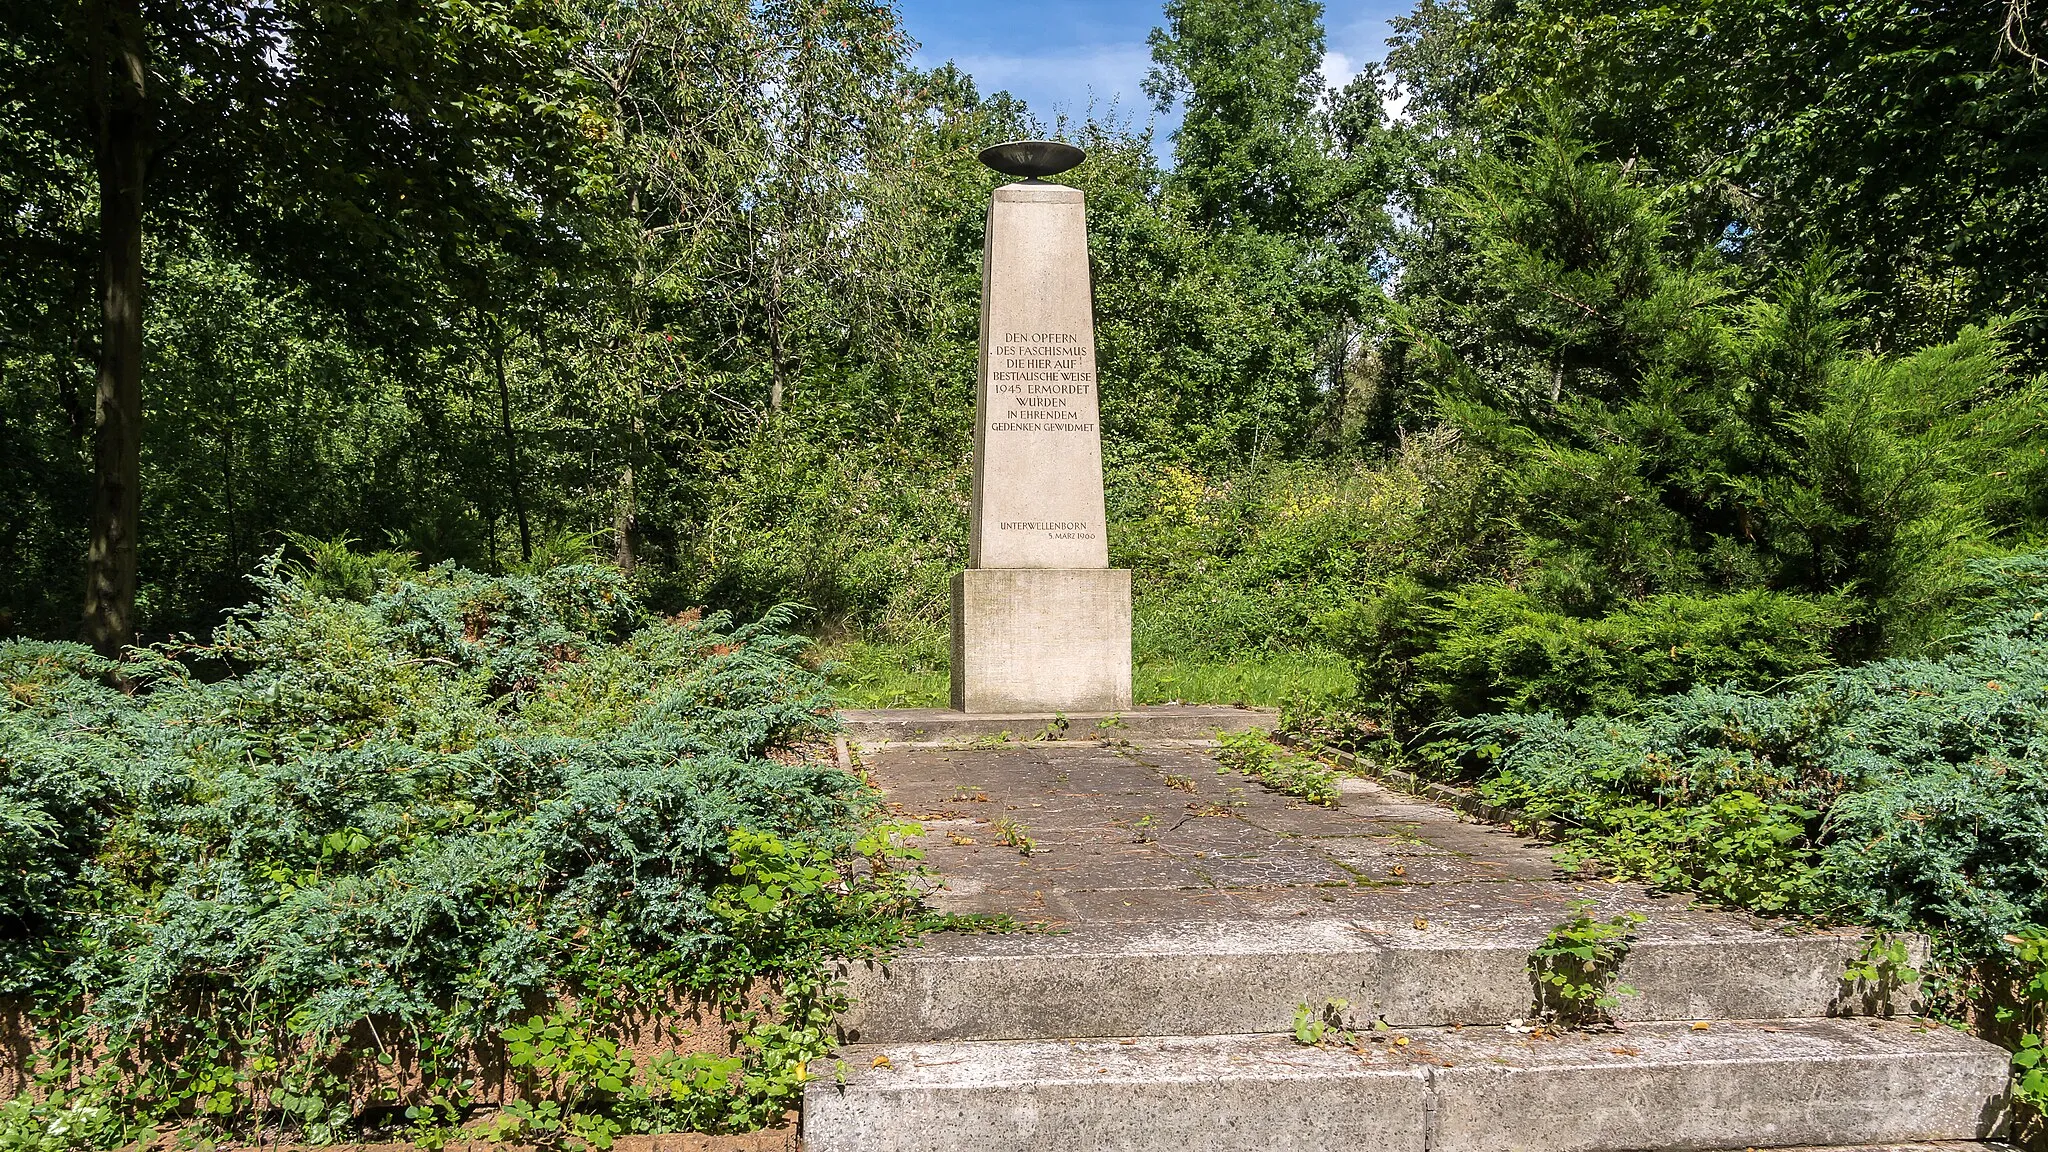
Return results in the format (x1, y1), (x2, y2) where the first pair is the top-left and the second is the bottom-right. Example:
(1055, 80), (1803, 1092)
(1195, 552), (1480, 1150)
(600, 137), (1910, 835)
(977, 139), (1086, 179)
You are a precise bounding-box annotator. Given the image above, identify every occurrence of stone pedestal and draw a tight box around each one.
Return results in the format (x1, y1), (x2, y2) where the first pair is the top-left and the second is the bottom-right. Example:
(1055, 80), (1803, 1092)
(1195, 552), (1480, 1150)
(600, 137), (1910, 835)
(951, 569), (1132, 713)
(950, 179), (1133, 713)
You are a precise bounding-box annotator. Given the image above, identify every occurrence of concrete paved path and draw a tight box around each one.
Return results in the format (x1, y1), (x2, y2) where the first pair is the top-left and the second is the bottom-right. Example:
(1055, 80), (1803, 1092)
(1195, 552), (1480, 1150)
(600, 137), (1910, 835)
(806, 736), (2015, 1152)
(874, 735), (1584, 923)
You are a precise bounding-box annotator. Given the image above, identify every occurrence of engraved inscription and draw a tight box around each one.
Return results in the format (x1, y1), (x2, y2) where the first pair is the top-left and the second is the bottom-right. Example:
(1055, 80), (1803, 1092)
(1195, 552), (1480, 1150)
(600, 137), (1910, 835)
(987, 329), (1096, 433)
(984, 326), (1101, 538)
(998, 520), (1097, 540)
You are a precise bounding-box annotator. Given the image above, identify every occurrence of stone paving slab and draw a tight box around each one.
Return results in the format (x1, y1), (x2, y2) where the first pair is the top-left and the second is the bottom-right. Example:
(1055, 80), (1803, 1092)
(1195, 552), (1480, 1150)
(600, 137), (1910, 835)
(877, 738), (1578, 919)
(872, 738), (1813, 929)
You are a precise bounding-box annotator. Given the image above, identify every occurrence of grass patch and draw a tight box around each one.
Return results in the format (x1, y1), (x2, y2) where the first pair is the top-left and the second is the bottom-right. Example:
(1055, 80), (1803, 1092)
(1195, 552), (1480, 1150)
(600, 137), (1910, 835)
(1138, 651), (1354, 707)
(1214, 729), (1340, 805)
(819, 638), (1354, 710)
(818, 635), (949, 708)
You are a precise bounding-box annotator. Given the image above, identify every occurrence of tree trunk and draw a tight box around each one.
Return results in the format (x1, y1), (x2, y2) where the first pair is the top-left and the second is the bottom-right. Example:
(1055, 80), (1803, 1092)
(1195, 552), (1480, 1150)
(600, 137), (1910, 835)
(489, 315), (533, 565)
(615, 186), (645, 576)
(81, 0), (148, 655)
(614, 428), (638, 575)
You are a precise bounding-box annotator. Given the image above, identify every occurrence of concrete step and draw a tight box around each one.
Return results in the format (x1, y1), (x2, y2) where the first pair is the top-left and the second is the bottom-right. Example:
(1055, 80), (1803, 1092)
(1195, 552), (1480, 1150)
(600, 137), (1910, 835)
(833, 910), (1912, 1043)
(1678, 1145), (2012, 1151)
(802, 1019), (2011, 1152)
(837, 704), (1275, 745)
(1741, 1146), (2014, 1151)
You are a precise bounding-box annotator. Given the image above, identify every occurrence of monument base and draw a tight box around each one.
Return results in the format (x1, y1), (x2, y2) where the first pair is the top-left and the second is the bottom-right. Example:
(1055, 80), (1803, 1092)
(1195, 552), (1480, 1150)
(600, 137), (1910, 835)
(951, 568), (1132, 713)
(838, 704), (1273, 746)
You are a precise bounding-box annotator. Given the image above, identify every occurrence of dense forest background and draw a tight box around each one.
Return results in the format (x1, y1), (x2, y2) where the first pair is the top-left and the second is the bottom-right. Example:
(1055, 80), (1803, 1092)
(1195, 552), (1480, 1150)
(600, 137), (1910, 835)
(6, 1), (2048, 1138)
(4, 0), (2045, 696)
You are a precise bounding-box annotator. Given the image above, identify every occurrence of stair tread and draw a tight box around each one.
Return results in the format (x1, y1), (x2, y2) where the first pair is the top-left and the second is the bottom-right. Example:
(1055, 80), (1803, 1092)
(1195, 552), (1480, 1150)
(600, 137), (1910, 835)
(834, 907), (1910, 1040)
(1712, 1145), (2012, 1150)
(805, 1019), (2011, 1151)
(856, 904), (1867, 958)
(824, 1018), (2003, 1088)
(1736, 1139), (2007, 1147)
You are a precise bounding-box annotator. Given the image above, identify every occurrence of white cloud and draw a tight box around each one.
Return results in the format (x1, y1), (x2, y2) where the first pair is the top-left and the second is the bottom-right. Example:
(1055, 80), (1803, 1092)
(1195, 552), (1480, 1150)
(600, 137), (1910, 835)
(1382, 82), (1412, 124)
(1320, 49), (1362, 90)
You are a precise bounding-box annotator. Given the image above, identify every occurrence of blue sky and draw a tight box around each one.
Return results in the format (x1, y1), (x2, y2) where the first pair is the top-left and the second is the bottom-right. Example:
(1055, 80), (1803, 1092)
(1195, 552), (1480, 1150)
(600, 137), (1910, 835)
(894, 0), (1413, 149)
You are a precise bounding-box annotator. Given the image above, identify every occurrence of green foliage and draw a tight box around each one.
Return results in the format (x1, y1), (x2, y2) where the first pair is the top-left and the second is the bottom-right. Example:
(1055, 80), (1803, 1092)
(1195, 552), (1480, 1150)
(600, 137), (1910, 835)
(818, 637), (1354, 711)
(1332, 113), (2047, 745)
(1214, 729), (1338, 806)
(1136, 651), (1356, 709)
(817, 637), (950, 709)
(1291, 998), (1358, 1047)
(992, 818), (1036, 857)
(1114, 440), (1510, 662)
(684, 436), (968, 642)
(1145, 0), (1340, 235)
(2009, 928), (2048, 1109)
(0, 548), (922, 1143)
(1333, 583), (1846, 734)
(1430, 550), (2048, 954)
(1528, 901), (1645, 1026)
(1841, 932), (1921, 1019)
(1410, 120), (2042, 627)
(0, 1076), (135, 1152)
(1392, 0), (2048, 356)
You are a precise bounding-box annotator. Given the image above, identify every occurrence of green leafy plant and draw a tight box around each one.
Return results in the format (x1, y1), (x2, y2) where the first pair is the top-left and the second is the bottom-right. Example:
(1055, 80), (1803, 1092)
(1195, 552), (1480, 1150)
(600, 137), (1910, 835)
(493, 1011), (638, 1149)
(1430, 551), (2048, 958)
(0, 1072), (134, 1152)
(1530, 901), (1646, 1027)
(993, 818), (1035, 857)
(1214, 729), (1339, 806)
(1841, 933), (1921, 1017)
(2007, 928), (2048, 1110)
(1329, 583), (1848, 737)
(1291, 999), (1358, 1048)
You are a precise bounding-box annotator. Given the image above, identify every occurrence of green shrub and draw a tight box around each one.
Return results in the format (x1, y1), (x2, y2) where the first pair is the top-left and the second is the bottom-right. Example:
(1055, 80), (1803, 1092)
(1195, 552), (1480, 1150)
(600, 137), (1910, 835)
(1432, 550), (2048, 956)
(1331, 583), (1847, 734)
(0, 548), (919, 1142)
(682, 429), (968, 641)
(1114, 432), (1516, 663)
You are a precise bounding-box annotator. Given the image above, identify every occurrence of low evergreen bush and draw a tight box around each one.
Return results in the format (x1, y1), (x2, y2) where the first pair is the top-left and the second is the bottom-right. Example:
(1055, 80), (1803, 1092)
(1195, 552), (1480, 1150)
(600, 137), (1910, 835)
(1330, 582), (1847, 733)
(1431, 551), (2048, 956)
(0, 547), (921, 1144)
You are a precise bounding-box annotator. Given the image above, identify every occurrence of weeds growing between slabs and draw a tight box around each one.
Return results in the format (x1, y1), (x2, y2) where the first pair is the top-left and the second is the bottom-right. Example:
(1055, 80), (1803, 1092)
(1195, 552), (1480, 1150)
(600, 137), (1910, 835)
(0, 546), (928, 1148)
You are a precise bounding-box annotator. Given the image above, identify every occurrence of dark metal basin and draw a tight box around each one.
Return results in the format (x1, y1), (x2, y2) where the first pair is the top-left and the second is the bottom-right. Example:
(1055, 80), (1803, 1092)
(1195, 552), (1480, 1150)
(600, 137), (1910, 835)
(978, 139), (1086, 179)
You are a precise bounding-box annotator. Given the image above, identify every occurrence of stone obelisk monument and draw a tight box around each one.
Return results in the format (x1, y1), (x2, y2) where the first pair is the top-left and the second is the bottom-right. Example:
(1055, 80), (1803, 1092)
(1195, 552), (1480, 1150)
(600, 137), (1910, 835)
(951, 140), (1132, 713)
